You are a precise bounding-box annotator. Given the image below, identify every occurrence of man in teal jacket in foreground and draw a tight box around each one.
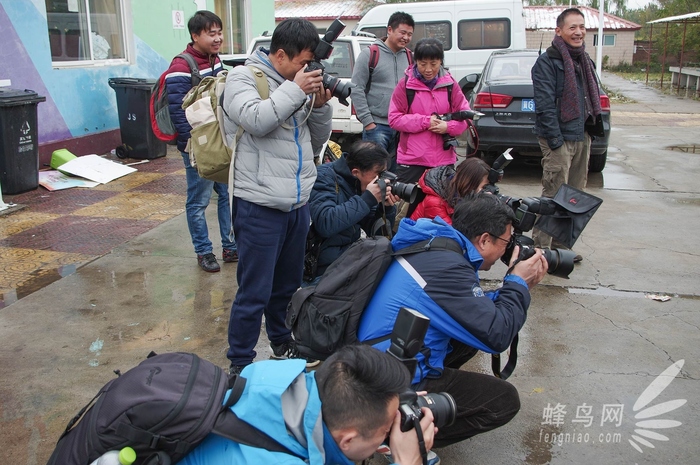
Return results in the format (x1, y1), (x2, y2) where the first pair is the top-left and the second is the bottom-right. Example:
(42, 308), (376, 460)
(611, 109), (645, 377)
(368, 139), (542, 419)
(180, 345), (437, 465)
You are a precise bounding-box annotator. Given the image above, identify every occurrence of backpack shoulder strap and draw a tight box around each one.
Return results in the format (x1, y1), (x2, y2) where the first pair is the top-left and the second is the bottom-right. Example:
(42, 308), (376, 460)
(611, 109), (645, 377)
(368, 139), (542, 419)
(365, 44), (380, 94)
(405, 47), (414, 66)
(212, 374), (304, 460)
(404, 74), (417, 112)
(246, 65), (269, 100)
(176, 53), (202, 87)
(392, 237), (464, 257)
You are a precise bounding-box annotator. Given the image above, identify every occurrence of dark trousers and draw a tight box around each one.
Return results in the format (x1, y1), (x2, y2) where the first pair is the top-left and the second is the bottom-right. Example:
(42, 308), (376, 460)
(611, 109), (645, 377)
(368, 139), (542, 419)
(417, 341), (520, 448)
(226, 198), (310, 365)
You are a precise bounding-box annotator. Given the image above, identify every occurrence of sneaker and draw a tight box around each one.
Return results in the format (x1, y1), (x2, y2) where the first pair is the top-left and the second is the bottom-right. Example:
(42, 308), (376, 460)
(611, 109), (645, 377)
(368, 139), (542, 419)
(223, 248), (238, 263)
(270, 340), (320, 368)
(197, 253), (220, 272)
(378, 444), (440, 465)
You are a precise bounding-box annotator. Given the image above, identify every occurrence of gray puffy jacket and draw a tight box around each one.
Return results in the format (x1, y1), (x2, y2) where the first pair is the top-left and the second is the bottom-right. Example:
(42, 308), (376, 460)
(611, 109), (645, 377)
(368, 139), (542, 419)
(223, 49), (332, 212)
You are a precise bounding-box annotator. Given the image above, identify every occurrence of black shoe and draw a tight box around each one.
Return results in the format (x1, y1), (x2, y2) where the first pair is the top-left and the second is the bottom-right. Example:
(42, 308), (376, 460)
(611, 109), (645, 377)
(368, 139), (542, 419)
(197, 253), (220, 272)
(222, 248), (238, 263)
(228, 364), (247, 376)
(270, 340), (320, 368)
(573, 253), (583, 263)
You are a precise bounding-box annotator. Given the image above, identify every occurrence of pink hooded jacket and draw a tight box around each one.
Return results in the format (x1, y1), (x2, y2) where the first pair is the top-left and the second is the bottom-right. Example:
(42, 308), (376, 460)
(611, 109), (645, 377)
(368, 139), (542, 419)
(389, 66), (471, 167)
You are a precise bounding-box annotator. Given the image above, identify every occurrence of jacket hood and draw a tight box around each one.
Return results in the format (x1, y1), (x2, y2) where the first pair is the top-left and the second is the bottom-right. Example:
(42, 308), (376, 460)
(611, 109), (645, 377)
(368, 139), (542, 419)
(392, 217), (484, 270)
(422, 165), (454, 200)
(247, 48), (287, 86)
(332, 154), (360, 189)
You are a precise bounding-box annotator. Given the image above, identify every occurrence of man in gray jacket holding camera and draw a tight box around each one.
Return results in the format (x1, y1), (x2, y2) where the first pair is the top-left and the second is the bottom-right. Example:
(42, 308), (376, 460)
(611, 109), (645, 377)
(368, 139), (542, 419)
(222, 18), (332, 375)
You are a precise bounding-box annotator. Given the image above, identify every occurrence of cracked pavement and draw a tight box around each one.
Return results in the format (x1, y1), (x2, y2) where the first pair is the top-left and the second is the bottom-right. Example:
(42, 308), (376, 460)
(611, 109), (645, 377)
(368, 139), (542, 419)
(1, 73), (699, 464)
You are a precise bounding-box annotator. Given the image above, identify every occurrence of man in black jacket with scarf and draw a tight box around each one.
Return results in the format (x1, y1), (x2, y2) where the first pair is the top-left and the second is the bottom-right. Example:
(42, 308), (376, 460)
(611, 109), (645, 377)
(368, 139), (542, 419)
(531, 8), (603, 260)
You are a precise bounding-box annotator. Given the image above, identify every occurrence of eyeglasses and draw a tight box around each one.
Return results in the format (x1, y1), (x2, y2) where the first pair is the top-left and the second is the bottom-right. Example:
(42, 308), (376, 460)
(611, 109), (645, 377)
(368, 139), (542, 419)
(489, 233), (514, 249)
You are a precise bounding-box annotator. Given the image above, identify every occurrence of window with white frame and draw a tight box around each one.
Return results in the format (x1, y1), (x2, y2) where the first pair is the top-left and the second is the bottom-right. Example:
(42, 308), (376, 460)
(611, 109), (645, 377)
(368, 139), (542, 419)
(213, 0), (247, 54)
(46, 0), (127, 64)
(593, 34), (616, 47)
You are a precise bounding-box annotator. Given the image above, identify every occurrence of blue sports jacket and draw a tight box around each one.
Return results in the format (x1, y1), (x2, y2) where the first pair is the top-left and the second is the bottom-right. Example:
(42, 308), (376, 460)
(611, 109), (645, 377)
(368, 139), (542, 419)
(179, 359), (352, 465)
(357, 217), (531, 384)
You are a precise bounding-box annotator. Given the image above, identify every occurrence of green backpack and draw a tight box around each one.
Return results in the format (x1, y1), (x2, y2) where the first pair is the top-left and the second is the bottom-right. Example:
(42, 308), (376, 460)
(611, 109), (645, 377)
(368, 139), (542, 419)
(182, 66), (269, 184)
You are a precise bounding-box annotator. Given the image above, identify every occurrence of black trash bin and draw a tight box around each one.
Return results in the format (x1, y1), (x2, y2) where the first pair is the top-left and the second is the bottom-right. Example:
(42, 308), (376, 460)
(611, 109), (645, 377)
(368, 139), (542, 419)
(0, 88), (46, 195)
(108, 78), (166, 160)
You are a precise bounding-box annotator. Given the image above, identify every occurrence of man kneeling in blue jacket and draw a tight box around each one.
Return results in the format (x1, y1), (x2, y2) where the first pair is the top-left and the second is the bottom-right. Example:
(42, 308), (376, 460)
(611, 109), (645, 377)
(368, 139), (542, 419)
(180, 345), (437, 465)
(358, 192), (548, 448)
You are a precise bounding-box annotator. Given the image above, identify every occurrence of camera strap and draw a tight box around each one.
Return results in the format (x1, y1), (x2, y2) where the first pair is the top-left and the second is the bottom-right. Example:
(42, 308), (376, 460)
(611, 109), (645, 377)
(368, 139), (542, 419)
(491, 334), (518, 380)
(412, 416), (429, 465)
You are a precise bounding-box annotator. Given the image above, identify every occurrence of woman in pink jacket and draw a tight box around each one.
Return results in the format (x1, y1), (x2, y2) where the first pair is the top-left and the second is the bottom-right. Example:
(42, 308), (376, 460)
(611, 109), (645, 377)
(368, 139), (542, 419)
(389, 37), (472, 184)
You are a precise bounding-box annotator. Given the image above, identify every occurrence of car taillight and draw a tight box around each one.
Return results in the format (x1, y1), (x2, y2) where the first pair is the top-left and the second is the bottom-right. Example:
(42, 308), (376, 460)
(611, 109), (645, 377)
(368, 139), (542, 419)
(600, 95), (610, 111)
(351, 104), (356, 115)
(473, 92), (513, 109)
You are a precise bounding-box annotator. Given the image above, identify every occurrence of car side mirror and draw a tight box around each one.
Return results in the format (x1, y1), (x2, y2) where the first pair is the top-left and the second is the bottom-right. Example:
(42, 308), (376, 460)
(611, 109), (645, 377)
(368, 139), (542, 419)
(461, 73), (481, 100)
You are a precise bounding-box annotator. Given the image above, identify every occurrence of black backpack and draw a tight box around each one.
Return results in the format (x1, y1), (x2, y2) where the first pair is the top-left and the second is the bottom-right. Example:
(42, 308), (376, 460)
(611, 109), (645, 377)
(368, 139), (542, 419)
(46, 352), (303, 465)
(285, 236), (464, 361)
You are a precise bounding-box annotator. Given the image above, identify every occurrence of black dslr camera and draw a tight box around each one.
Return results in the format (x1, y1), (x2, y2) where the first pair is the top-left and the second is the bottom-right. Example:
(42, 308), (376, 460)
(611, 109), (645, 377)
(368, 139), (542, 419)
(484, 151), (577, 279)
(377, 170), (419, 204)
(304, 19), (355, 106)
(387, 308), (457, 433)
(433, 110), (484, 150)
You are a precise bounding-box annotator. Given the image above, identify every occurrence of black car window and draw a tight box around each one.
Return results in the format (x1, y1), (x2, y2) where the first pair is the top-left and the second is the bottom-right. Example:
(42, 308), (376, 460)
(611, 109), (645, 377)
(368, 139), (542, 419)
(458, 19), (510, 50)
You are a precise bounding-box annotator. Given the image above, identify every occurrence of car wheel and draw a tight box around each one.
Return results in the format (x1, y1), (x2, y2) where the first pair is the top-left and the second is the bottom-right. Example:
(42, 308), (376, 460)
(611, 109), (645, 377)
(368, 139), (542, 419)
(480, 151), (500, 166)
(588, 151), (607, 173)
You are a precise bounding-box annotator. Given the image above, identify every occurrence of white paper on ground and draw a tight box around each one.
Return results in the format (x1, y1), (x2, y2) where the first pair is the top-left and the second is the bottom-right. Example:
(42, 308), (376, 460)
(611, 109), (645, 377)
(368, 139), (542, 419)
(57, 155), (137, 184)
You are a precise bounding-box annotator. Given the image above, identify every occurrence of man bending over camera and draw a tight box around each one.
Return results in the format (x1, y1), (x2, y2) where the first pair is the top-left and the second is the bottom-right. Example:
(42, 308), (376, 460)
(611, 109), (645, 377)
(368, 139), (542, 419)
(179, 345), (436, 465)
(358, 192), (548, 447)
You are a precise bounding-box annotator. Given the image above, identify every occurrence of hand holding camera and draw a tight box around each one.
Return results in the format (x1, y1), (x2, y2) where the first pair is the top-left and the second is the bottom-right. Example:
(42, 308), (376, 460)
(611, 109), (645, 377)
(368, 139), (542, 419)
(508, 245), (548, 288)
(390, 406), (437, 465)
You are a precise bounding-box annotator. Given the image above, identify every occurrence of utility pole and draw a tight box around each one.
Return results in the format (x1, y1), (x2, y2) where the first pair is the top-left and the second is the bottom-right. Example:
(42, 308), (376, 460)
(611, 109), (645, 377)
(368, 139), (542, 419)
(596, 0), (605, 72)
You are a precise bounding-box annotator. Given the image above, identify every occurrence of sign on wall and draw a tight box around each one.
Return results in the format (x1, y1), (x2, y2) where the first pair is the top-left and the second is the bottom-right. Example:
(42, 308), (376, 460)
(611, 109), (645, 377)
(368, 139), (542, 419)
(173, 10), (185, 29)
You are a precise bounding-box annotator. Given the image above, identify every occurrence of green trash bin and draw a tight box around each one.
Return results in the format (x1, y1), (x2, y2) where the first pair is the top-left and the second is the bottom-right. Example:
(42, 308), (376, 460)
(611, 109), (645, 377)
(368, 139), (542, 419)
(0, 88), (46, 195)
(108, 78), (166, 160)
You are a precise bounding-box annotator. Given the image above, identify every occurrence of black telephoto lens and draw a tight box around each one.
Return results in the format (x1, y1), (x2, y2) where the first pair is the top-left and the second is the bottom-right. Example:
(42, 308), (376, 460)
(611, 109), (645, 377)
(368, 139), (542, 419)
(415, 392), (457, 429)
(392, 181), (418, 204)
(542, 248), (576, 279)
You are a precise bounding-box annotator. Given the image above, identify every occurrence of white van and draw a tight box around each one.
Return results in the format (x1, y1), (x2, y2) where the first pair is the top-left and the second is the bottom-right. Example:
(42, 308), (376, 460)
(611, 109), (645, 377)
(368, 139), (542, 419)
(354, 0), (526, 92)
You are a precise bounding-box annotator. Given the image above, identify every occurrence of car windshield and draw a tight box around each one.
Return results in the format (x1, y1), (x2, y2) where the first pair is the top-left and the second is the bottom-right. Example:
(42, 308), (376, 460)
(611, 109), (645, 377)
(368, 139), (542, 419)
(486, 54), (538, 81)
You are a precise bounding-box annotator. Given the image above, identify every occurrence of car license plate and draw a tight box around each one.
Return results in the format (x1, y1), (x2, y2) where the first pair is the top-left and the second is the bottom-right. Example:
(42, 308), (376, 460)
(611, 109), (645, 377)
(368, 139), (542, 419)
(521, 99), (535, 112)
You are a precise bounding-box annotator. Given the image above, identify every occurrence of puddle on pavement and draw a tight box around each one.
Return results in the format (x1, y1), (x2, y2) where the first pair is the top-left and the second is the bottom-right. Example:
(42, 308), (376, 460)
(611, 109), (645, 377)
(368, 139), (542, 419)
(666, 144), (699, 153)
(0, 263), (79, 308)
(568, 287), (646, 298)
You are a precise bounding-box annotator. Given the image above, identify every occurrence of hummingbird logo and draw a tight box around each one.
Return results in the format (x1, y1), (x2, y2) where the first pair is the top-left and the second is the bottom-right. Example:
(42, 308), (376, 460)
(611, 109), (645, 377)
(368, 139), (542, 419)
(628, 359), (686, 453)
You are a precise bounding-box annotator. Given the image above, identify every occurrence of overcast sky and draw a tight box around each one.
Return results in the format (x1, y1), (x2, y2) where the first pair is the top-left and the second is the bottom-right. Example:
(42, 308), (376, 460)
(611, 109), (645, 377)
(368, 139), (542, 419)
(621, 0), (656, 10)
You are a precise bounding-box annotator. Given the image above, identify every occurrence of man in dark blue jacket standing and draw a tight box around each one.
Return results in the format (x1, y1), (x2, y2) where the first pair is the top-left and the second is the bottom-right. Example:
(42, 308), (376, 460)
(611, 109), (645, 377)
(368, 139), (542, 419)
(358, 193), (548, 449)
(165, 10), (237, 272)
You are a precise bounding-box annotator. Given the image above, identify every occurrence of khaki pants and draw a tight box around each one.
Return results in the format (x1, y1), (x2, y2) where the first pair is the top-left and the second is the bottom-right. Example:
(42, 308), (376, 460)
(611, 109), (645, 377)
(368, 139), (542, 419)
(532, 135), (591, 249)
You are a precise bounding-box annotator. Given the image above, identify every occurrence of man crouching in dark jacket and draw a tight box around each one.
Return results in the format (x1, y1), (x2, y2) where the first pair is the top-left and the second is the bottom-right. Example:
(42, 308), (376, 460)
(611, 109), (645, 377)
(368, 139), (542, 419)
(307, 141), (401, 282)
(359, 192), (548, 448)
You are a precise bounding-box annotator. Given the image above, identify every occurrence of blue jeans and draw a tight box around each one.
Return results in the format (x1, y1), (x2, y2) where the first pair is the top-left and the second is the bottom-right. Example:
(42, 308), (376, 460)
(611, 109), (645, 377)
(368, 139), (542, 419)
(363, 123), (398, 172)
(180, 152), (235, 255)
(227, 198), (310, 365)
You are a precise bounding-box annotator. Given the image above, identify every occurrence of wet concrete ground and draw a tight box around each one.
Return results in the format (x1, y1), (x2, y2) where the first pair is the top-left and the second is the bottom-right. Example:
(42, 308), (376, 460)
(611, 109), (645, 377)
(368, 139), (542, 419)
(1, 72), (699, 464)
